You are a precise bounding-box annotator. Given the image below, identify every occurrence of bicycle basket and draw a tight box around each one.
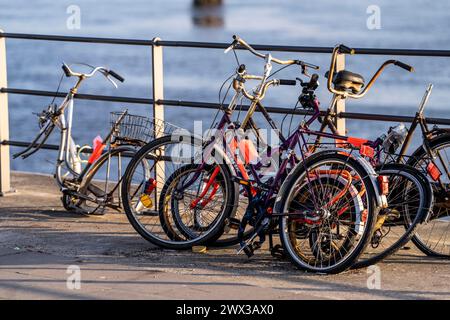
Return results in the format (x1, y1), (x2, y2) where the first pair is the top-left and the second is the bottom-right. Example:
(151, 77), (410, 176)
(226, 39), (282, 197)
(110, 111), (180, 144)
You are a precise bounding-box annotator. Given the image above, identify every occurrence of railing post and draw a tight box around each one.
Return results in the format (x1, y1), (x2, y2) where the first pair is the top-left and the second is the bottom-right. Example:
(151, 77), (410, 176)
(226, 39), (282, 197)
(152, 37), (165, 199)
(0, 29), (12, 196)
(152, 37), (165, 137)
(334, 53), (346, 135)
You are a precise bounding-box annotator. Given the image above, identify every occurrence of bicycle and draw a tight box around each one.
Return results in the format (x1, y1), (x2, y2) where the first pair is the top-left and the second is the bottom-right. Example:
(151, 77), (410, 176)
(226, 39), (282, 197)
(14, 63), (166, 215)
(385, 84), (450, 258)
(293, 45), (434, 268)
(121, 36), (387, 273)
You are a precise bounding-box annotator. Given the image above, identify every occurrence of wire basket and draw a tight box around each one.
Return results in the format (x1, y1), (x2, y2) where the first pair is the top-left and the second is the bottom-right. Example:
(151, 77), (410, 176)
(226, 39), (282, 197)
(110, 111), (180, 144)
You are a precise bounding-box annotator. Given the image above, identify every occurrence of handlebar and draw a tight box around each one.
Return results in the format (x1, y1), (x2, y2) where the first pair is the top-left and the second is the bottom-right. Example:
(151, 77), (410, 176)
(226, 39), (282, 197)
(225, 35), (319, 69)
(327, 44), (414, 99)
(61, 62), (125, 88)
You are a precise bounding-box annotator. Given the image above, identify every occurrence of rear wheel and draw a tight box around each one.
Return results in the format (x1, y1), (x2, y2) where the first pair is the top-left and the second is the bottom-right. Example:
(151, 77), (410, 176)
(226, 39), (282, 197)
(61, 147), (134, 215)
(352, 164), (432, 268)
(407, 134), (450, 257)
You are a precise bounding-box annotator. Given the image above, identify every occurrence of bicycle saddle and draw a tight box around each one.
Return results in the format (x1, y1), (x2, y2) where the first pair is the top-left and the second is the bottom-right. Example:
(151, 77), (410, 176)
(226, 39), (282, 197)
(325, 70), (365, 94)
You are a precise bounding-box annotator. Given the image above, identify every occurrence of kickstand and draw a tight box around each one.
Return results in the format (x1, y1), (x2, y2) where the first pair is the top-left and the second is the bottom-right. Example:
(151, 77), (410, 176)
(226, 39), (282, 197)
(269, 232), (286, 259)
(270, 244), (286, 259)
(268, 232), (274, 251)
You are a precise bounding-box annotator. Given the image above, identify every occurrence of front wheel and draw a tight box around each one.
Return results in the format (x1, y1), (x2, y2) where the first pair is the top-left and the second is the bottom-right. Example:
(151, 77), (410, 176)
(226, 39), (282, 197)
(276, 152), (379, 274)
(121, 135), (237, 250)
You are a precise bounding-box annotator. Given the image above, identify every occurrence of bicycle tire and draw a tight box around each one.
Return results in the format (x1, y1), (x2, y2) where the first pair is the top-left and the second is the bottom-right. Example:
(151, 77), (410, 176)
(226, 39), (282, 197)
(352, 164), (432, 269)
(276, 152), (379, 274)
(407, 133), (450, 258)
(121, 135), (237, 249)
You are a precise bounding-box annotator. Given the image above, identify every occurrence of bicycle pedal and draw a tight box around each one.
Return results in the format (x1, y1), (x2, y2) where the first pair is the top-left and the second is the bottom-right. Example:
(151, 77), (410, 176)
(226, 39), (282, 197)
(243, 245), (254, 258)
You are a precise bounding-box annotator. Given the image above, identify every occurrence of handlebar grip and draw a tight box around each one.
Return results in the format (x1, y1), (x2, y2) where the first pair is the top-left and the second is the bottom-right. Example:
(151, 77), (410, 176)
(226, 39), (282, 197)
(62, 64), (71, 77)
(108, 70), (125, 82)
(338, 44), (355, 55)
(394, 61), (414, 72)
(238, 64), (246, 74)
(279, 79), (297, 86)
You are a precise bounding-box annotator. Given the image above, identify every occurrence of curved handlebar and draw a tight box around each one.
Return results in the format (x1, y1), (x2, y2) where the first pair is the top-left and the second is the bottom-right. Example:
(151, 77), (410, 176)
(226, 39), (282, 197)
(61, 63), (125, 87)
(326, 44), (414, 99)
(225, 35), (319, 69)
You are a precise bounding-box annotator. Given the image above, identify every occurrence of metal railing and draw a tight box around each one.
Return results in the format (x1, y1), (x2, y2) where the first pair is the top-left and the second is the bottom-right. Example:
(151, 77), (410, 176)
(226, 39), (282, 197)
(1, 31), (450, 195)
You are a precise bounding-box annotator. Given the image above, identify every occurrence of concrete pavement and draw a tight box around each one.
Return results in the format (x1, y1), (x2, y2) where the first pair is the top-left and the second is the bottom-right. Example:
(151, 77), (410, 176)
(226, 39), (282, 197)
(0, 172), (449, 300)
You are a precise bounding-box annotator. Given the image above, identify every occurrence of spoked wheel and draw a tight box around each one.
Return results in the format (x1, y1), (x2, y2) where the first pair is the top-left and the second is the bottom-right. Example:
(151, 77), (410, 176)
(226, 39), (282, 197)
(121, 135), (238, 249)
(208, 194), (254, 248)
(352, 164), (432, 269)
(159, 164), (233, 243)
(276, 152), (378, 274)
(408, 134), (450, 257)
(60, 147), (133, 215)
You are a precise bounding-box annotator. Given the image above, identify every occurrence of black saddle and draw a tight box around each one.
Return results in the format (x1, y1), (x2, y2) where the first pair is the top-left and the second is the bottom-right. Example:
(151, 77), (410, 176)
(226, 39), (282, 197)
(325, 70), (365, 94)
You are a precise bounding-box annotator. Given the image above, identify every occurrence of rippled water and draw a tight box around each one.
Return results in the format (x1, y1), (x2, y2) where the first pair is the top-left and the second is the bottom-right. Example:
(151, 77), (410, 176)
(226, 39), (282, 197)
(1, 0), (450, 172)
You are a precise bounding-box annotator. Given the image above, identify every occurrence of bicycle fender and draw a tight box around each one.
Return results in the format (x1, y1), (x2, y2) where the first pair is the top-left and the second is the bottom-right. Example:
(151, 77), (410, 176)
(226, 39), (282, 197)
(321, 148), (387, 210)
(274, 148), (385, 214)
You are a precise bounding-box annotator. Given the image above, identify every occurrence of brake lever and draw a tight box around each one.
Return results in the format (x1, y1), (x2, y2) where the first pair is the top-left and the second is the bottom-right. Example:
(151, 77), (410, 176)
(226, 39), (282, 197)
(224, 40), (238, 54)
(101, 70), (118, 88)
(301, 65), (311, 78)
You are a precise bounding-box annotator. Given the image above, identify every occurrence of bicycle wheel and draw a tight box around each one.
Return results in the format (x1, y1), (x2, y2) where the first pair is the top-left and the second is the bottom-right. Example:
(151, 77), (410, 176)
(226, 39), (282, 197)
(62, 146), (135, 214)
(407, 134), (450, 257)
(208, 194), (254, 248)
(121, 135), (237, 249)
(352, 164), (432, 269)
(159, 164), (248, 247)
(276, 152), (378, 274)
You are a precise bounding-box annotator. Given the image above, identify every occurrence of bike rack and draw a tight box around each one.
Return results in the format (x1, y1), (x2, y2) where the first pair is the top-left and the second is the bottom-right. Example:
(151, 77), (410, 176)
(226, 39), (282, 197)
(2, 31), (450, 195)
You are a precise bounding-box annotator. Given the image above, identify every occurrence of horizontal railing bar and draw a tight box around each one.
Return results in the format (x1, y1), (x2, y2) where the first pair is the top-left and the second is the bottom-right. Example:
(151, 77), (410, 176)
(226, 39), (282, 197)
(340, 112), (450, 125)
(2, 140), (135, 157)
(2, 87), (450, 125)
(2, 140), (60, 151)
(0, 33), (153, 46)
(0, 87), (153, 104)
(1, 33), (450, 57)
(158, 40), (450, 57)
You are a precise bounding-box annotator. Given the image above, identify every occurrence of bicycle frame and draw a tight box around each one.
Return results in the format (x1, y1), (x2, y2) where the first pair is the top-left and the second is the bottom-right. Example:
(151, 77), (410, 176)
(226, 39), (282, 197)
(14, 63), (131, 212)
(54, 92), (84, 187)
(180, 73), (379, 214)
(319, 82), (450, 192)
